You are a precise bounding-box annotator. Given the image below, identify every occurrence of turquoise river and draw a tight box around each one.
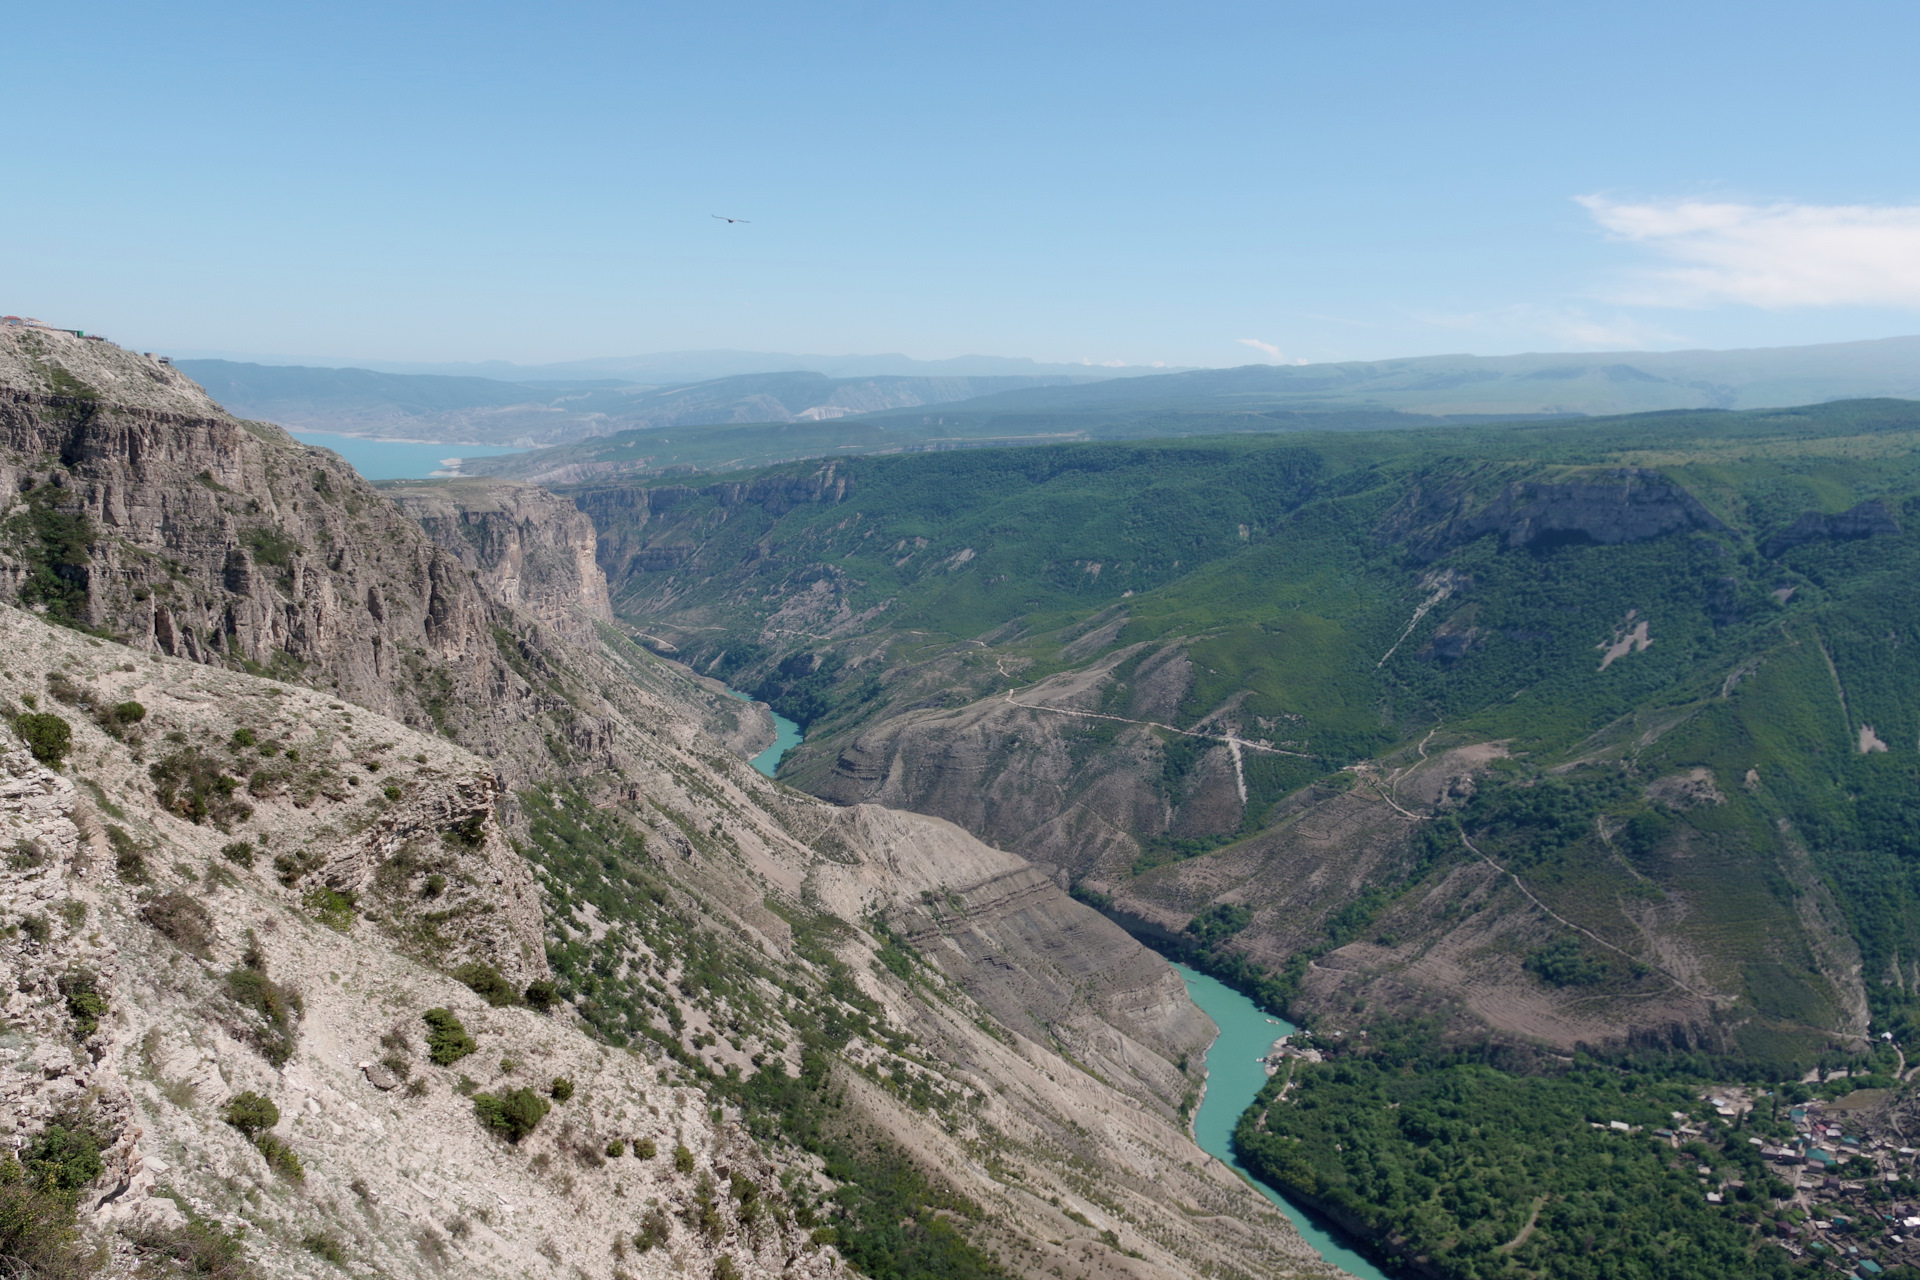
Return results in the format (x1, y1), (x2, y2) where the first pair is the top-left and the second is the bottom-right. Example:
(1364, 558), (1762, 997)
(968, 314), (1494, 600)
(1173, 963), (1388, 1280)
(724, 689), (804, 777)
(719, 697), (1385, 1276)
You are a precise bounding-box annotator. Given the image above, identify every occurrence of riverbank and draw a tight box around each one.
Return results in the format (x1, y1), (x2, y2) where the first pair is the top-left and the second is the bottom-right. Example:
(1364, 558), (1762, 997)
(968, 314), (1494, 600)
(723, 688), (803, 776)
(1174, 963), (1390, 1280)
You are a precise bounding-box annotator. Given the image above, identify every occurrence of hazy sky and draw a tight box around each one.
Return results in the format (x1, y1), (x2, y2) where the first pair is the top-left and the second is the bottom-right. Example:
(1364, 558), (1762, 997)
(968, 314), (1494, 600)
(9, 0), (1920, 368)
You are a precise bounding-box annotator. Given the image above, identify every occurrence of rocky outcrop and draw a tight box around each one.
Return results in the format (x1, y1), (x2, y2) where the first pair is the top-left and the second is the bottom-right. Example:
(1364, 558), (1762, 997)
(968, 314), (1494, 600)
(804, 805), (1213, 1111)
(386, 479), (614, 644)
(1761, 498), (1902, 557)
(0, 735), (155, 1232)
(568, 465), (854, 583)
(796, 642), (1221, 878)
(1390, 467), (1729, 560)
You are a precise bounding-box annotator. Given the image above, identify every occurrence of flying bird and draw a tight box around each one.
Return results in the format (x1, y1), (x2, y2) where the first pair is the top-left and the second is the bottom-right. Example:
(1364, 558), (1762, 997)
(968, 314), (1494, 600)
(712, 214), (750, 224)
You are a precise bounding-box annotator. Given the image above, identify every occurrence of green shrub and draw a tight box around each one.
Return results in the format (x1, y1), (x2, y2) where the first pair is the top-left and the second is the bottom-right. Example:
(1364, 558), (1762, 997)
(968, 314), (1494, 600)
(20, 1122), (102, 1197)
(422, 1008), (476, 1066)
(605, 1139), (625, 1158)
(634, 1137), (658, 1160)
(673, 1143), (695, 1175)
(451, 962), (518, 1007)
(471, 1088), (550, 1143)
(0, 1156), (97, 1278)
(713, 1256), (740, 1280)
(222, 1091), (279, 1137)
(219, 841), (254, 868)
(302, 886), (355, 933)
(13, 713), (70, 767)
(126, 1208), (250, 1276)
(548, 1076), (574, 1103)
(301, 1231), (346, 1265)
(104, 825), (148, 883)
(20, 914), (51, 944)
(224, 950), (303, 1067)
(523, 978), (558, 1012)
(57, 971), (104, 1039)
(634, 1208), (671, 1252)
(149, 748), (253, 830)
(253, 1135), (303, 1182)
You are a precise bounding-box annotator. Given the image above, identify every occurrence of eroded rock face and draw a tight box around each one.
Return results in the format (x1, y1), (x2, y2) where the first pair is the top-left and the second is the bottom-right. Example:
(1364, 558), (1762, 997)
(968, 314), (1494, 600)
(1761, 498), (1902, 557)
(0, 736), (156, 1231)
(568, 464), (854, 585)
(1391, 467), (1729, 560)
(387, 480), (614, 645)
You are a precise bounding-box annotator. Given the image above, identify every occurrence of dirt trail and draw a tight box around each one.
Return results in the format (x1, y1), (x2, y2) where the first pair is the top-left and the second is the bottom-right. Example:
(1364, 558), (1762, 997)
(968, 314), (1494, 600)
(1460, 831), (1721, 1004)
(1499, 1197), (1547, 1253)
(1000, 691), (1315, 758)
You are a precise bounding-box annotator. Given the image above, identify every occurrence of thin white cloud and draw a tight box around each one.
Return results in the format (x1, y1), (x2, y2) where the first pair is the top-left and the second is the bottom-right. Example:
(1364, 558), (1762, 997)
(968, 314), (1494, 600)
(1579, 196), (1920, 309)
(1236, 338), (1307, 364)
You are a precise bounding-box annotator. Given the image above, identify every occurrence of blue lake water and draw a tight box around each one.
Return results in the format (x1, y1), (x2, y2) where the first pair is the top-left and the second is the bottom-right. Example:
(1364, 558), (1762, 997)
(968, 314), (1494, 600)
(289, 430), (525, 481)
(724, 689), (804, 776)
(1173, 963), (1390, 1280)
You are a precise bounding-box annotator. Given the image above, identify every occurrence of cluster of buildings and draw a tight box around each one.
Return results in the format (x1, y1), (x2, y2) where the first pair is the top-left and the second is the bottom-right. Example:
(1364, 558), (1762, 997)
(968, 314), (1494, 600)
(1678, 1087), (1920, 1276)
(1, 317), (171, 365)
(1, 315), (104, 341)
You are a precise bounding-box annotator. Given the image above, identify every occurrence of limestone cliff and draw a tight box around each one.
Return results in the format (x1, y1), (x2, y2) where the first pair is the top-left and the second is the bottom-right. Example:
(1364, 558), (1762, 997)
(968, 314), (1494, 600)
(1389, 466), (1731, 560)
(385, 478), (613, 645)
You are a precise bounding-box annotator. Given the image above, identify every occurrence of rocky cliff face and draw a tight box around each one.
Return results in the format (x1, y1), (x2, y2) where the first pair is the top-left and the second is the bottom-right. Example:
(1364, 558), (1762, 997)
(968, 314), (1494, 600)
(1761, 498), (1903, 557)
(569, 466), (853, 591)
(385, 478), (613, 645)
(1390, 466), (1730, 560)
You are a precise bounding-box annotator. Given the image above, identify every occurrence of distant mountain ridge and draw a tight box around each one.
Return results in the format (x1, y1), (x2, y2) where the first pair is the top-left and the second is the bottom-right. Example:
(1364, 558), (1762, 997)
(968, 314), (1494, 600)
(176, 360), (1101, 446)
(170, 347), (1182, 383)
(855, 333), (1920, 423)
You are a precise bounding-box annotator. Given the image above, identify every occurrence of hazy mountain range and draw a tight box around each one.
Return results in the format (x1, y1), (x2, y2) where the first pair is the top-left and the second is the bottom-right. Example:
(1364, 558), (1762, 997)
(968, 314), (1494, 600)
(183, 336), (1920, 458)
(176, 361), (1103, 447)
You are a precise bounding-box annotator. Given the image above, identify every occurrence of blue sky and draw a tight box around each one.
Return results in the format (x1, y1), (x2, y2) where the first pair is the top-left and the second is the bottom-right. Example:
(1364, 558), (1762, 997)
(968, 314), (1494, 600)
(9, 0), (1920, 368)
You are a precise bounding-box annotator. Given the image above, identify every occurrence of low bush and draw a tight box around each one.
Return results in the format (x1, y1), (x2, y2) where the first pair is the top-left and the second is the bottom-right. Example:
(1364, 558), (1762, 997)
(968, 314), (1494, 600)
(472, 1087), (550, 1143)
(104, 825), (148, 884)
(523, 978), (558, 1012)
(222, 1092), (278, 1137)
(57, 971), (105, 1039)
(549, 1076), (574, 1103)
(0, 1156), (98, 1278)
(224, 943), (303, 1066)
(452, 961), (518, 1007)
(13, 713), (70, 767)
(422, 1008), (476, 1065)
(633, 1208), (671, 1253)
(127, 1213), (253, 1278)
(149, 748), (253, 830)
(302, 886), (355, 933)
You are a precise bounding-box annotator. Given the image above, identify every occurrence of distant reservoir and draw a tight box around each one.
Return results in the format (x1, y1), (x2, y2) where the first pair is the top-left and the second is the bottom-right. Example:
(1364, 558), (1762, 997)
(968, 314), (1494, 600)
(290, 430), (524, 481)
